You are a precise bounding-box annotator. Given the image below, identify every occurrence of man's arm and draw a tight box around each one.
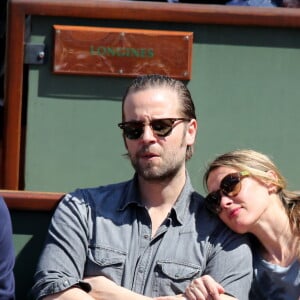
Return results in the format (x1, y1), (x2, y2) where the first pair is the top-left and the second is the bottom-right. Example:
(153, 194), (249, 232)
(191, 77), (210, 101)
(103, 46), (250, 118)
(84, 276), (152, 300)
(42, 276), (153, 300)
(42, 287), (95, 300)
(32, 193), (91, 299)
(82, 276), (236, 300)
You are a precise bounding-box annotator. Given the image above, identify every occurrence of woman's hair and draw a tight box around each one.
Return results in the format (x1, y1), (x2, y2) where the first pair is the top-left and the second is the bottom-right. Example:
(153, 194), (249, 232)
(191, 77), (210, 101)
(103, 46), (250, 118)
(121, 74), (197, 160)
(203, 149), (300, 238)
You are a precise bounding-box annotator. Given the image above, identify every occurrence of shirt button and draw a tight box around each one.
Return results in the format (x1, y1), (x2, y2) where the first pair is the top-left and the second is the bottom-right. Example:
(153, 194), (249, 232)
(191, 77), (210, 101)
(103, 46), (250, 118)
(143, 234), (149, 239)
(63, 280), (69, 286)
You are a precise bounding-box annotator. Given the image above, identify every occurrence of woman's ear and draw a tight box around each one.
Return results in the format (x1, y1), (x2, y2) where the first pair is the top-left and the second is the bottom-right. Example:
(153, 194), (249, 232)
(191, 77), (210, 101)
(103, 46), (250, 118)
(266, 170), (279, 193)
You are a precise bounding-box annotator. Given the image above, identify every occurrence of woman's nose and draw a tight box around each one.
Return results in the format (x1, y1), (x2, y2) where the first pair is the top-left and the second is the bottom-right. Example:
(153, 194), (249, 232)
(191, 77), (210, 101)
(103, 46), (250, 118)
(220, 195), (234, 209)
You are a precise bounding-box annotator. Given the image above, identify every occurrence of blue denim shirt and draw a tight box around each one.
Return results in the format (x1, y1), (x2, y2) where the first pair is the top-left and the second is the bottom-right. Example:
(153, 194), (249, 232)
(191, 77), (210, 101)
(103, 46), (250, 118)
(32, 174), (252, 300)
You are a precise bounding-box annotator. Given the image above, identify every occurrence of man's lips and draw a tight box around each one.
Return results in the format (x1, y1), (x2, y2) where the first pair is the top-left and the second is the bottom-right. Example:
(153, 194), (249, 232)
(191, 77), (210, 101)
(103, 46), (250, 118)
(140, 153), (159, 159)
(138, 150), (159, 158)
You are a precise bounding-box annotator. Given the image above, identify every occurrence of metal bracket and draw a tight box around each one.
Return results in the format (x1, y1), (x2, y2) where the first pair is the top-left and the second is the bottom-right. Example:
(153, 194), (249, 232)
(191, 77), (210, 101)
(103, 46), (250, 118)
(24, 43), (46, 65)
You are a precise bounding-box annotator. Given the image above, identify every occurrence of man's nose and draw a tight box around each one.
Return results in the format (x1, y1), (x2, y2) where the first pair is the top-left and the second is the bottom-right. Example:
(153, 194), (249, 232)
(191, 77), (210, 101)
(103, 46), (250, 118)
(140, 124), (156, 142)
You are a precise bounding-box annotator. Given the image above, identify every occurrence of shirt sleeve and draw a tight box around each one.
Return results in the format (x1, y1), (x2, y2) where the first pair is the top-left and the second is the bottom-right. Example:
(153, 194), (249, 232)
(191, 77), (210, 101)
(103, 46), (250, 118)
(205, 224), (253, 300)
(0, 197), (15, 299)
(31, 192), (91, 300)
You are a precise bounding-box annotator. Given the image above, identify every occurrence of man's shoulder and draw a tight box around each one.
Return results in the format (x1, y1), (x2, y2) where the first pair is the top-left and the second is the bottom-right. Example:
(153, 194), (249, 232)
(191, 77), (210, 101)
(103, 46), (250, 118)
(191, 190), (205, 201)
(60, 178), (134, 207)
(189, 191), (224, 232)
(78, 179), (132, 195)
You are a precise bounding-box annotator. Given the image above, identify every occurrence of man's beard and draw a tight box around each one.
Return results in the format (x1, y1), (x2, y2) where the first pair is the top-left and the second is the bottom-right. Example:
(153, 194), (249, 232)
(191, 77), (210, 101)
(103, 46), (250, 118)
(132, 158), (184, 182)
(129, 146), (186, 182)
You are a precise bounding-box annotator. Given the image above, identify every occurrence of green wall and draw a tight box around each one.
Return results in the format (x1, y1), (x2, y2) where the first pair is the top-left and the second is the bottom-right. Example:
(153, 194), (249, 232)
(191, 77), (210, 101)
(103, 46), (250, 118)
(24, 17), (300, 194)
(12, 210), (52, 300)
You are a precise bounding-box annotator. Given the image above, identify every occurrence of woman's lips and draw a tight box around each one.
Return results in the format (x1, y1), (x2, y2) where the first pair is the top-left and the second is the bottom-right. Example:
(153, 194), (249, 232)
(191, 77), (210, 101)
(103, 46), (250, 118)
(229, 207), (241, 218)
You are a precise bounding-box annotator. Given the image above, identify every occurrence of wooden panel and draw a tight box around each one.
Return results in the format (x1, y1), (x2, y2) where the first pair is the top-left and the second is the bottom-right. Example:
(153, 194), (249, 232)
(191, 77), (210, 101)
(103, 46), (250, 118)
(53, 25), (193, 79)
(1, 190), (63, 211)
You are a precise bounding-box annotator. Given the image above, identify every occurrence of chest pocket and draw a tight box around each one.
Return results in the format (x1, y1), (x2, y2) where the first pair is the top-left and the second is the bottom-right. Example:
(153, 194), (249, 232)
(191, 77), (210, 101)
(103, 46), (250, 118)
(155, 261), (201, 295)
(85, 245), (127, 284)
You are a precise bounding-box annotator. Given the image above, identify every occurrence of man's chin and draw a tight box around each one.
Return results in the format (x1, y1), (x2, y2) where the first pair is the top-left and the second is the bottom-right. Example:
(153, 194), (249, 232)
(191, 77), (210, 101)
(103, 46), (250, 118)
(139, 169), (179, 183)
(139, 170), (161, 181)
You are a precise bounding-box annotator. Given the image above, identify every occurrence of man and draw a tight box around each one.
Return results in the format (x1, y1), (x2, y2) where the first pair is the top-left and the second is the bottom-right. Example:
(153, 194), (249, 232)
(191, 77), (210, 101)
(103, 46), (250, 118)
(32, 74), (252, 300)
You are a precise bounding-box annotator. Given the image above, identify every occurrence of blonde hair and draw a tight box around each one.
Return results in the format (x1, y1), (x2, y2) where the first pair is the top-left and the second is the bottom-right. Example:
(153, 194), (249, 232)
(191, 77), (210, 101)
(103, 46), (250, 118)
(203, 149), (300, 240)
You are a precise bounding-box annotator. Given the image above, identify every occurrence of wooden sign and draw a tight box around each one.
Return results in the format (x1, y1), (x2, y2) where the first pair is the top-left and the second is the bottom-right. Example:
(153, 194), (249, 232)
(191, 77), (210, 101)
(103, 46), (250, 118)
(53, 25), (193, 79)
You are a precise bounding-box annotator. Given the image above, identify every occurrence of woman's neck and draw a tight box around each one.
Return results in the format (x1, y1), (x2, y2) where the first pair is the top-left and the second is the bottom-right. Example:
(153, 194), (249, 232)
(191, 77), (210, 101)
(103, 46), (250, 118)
(253, 200), (297, 266)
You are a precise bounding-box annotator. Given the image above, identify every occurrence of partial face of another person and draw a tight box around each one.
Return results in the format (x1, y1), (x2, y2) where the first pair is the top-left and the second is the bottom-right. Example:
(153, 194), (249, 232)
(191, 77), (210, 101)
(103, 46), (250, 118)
(206, 167), (271, 234)
(122, 87), (196, 181)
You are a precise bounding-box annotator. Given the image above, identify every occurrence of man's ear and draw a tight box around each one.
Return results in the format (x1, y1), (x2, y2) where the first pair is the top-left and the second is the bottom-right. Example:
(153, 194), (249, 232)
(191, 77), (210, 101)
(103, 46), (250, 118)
(186, 119), (197, 146)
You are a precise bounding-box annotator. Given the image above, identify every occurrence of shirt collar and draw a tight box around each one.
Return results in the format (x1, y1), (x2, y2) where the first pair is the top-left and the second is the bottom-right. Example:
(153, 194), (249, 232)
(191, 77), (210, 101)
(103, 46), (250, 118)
(118, 172), (195, 225)
(118, 174), (142, 211)
(171, 173), (194, 225)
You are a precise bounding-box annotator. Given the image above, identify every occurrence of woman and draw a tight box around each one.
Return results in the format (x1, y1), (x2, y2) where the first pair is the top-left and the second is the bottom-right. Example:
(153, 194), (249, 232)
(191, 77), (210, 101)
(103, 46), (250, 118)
(0, 196), (15, 299)
(185, 149), (299, 299)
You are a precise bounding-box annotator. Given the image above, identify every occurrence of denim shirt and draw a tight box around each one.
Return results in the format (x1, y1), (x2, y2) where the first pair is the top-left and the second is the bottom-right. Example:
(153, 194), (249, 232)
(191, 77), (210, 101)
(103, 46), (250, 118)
(32, 174), (252, 300)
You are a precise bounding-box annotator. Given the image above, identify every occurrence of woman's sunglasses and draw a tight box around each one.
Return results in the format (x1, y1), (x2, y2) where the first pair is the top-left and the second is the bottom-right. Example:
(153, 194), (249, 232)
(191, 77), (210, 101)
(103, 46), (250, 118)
(118, 118), (190, 140)
(205, 170), (250, 214)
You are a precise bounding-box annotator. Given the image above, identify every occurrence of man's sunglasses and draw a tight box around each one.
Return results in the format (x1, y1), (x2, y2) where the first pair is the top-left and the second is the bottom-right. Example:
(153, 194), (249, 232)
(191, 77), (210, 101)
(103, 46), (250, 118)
(205, 170), (250, 214)
(118, 118), (191, 140)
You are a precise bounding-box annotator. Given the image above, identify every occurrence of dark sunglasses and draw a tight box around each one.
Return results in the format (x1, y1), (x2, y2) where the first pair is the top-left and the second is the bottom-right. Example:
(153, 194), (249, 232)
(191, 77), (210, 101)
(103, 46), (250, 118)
(118, 118), (191, 140)
(205, 170), (250, 214)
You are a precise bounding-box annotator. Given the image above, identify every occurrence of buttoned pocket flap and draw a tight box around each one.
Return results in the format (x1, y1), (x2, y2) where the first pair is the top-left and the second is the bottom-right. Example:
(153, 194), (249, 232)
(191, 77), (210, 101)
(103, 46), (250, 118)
(158, 261), (201, 280)
(89, 246), (126, 267)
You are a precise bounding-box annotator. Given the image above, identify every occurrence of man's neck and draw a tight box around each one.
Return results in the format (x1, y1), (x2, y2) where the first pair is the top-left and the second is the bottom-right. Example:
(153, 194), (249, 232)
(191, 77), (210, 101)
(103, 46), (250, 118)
(138, 169), (187, 209)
